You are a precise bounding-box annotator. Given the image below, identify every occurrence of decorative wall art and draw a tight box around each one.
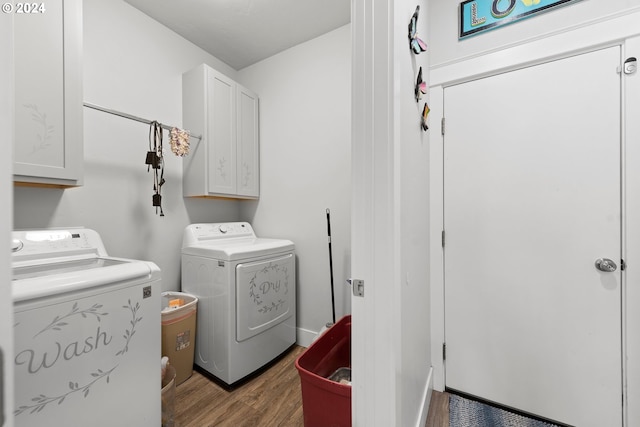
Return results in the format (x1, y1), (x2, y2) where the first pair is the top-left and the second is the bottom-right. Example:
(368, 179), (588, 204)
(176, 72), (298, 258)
(422, 102), (430, 131)
(408, 5), (427, 54)
(409, 5), (430, 132)
(459, 0), (583, 38)
(415, 67), (427, 102)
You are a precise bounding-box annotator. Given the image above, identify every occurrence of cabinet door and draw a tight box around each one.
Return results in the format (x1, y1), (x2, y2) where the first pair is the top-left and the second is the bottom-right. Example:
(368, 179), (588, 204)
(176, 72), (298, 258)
(13, 0), (83, 186)
(206, 69), (236, 195)
(236, 84), (259, 198)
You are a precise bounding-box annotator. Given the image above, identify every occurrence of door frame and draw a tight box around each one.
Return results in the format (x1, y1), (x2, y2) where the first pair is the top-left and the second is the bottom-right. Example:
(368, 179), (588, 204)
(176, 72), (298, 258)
(1, 10), (14, 427)
(351, 0), (397, 426)
(429, 11), (640, 427)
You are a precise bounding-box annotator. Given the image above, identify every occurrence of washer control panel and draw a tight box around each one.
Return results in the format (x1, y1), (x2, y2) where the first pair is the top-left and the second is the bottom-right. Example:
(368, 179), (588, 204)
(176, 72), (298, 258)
(11, 228), (107, 259)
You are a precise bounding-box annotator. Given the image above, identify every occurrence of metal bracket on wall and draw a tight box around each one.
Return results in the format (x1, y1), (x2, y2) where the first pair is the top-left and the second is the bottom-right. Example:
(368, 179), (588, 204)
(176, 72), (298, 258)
(347, 279), (365, 297)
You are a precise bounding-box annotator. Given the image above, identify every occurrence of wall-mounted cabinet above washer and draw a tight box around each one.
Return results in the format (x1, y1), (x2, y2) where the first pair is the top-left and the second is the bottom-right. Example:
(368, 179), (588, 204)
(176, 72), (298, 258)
(13, 0), (83, 187)
(182, 64), (259, 199)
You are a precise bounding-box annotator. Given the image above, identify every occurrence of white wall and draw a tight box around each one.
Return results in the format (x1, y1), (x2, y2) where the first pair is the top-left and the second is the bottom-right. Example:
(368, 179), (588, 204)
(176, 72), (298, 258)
(396, 1), (432, 425)
(13, 0), (240, 292)
(237, 25), (352, 345)
(430, 0), (640, 68)
(1, 10), (14, 427)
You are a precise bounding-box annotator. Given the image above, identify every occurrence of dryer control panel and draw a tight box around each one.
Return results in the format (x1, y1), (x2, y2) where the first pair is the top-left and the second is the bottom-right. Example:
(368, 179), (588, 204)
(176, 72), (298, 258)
(183, 222), (256, 246)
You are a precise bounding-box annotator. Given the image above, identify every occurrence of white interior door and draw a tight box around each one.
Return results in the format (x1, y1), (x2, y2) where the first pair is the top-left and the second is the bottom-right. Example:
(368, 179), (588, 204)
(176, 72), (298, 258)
(444, 46), (622, 427)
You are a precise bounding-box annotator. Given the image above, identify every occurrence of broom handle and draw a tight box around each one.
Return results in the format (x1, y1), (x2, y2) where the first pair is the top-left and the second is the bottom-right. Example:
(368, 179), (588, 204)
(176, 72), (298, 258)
(327, 208), (336, 324)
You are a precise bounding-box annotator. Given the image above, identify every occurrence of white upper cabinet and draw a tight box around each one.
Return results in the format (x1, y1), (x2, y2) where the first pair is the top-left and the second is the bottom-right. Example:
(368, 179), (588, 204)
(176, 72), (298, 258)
(183, 64), (259, 199)
(236, 84), (259, 198)
(206, 69), (236, 196)
(13, 0), (83, 187)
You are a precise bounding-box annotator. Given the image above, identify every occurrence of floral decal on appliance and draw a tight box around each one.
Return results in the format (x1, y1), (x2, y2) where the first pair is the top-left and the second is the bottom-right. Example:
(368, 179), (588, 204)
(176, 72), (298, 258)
(13, 298), (145, 417)
(249, 262), (290, 314)
(115, 300), (143, 356)
(34, 302), (108, 338)
(14, 366), (118, 416)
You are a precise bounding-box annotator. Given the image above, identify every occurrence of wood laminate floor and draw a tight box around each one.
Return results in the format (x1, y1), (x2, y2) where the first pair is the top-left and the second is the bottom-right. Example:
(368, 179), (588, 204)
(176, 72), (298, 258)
(426, 391), (450, 427)
(174, 346), (305, 427)
(174, 345), (450, 427)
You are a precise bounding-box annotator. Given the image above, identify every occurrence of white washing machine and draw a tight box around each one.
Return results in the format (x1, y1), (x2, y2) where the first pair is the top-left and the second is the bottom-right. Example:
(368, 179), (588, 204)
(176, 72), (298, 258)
(11, 228), (161, 427)
(181, 222), (295, 386)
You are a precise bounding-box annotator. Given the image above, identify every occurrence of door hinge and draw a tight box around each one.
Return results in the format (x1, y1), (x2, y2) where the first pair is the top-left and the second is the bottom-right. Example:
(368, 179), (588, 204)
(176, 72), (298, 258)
(442, 343), (447, 361)
(441, 117), (446, 136)
(441, 230), (445, 248)
(622, 259), (626, 271)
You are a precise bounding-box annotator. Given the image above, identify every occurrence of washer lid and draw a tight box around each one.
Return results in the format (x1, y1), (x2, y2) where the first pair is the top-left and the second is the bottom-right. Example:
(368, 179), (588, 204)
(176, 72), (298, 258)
(12, 257), (159, 302)
(13, 257), (127, 280)
(181, 237), (294, 260)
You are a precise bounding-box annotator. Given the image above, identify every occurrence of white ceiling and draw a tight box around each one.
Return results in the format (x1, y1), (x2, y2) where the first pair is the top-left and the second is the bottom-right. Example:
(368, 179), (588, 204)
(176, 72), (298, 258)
(124, 0), (351, 70)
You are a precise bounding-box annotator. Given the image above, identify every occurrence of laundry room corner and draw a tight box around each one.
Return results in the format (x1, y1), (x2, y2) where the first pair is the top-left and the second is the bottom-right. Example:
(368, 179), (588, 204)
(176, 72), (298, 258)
(13, 0), (353, 352)
(237, 24), (352, 347)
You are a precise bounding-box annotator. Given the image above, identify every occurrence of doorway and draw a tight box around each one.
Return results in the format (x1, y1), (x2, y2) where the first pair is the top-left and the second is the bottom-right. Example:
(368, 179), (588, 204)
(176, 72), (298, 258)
(443, 46), (622, 426)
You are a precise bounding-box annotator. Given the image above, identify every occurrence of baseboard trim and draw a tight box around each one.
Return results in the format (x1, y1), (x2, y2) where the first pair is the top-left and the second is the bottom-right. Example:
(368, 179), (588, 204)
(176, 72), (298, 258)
(296, 326), (317, 348)
(416, 366), (434, 427)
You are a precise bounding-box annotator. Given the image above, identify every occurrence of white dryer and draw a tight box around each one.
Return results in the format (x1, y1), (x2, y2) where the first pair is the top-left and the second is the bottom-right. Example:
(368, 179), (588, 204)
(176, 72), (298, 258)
(181, 222), (295, 386)
(11, 228), (161, 427)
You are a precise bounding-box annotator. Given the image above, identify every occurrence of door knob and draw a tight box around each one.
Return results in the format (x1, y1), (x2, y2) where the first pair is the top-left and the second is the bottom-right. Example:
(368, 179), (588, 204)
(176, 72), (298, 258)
(595, 258), (617, 272)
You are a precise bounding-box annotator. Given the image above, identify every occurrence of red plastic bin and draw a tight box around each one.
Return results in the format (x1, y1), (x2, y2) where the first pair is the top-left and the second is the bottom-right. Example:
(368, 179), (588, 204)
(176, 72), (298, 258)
(295, 315), (351, 427)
